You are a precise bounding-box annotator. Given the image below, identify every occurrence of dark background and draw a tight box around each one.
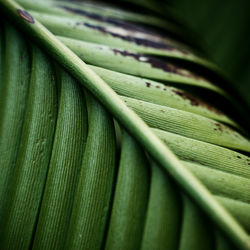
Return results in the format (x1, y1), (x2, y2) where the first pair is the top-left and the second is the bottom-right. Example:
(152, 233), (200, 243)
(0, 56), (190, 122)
(167, 0), (250, 108)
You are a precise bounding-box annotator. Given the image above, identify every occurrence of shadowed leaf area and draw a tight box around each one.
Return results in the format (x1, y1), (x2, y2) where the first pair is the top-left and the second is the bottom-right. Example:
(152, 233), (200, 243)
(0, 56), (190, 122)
(0, 0), (249, 249)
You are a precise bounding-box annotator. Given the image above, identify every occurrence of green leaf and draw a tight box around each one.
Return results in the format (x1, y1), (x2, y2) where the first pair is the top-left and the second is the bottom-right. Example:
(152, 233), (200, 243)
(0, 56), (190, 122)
(32, 69), (88, 249)
(0, 23), (30, 211)
(0, 46), (57, 249)
(0, 0), (250, 249)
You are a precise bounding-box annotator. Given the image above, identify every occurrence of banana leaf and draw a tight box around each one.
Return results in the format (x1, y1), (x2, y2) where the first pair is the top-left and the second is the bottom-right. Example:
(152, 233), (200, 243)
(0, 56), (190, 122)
(0, 0), (249, 250)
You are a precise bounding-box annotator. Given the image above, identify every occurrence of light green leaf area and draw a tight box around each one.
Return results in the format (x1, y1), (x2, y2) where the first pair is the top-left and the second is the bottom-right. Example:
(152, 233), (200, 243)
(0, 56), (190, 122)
(0, 1), (250, 250)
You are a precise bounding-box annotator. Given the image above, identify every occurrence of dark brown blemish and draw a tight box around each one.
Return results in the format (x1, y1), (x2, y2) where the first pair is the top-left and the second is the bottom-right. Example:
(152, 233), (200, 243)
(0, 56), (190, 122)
(17, 9), (35, 24)
(237, 156), (242, 159)
(59, 5), (190, 55)
(172, 89), (200, 106)
(156, 86), (161, 88)
(111, 49), (199, 80)
(60, 5), (163, 36)
(112, 48), (139, 58)
(146, 82), (151, 87)
(83, 22), (179, 51)
(149, 59), (179, 74)
(84, 22), (106, 33)
(215, 123), (224, 132)
(172, 89), (223, 115)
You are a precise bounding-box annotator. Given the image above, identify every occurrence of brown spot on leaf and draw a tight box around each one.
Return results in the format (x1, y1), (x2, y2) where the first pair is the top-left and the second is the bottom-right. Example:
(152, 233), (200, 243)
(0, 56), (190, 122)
(149, 59), (178, 73)
(17, 9), (35, 23)
(172, 89), (223, 115)
(156, 86), (161, 88)
(112, 49), (138, 58)
(172, 89), (200, 106)
(59, 5), (186, 47)
(60, 6), (143, 30)
(146, 82), (151, 87)
(111, 49), (199, 80)
(82, 22), (181, 51)
(215, 123), (224, 132)
(237, 156), (242, 159)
